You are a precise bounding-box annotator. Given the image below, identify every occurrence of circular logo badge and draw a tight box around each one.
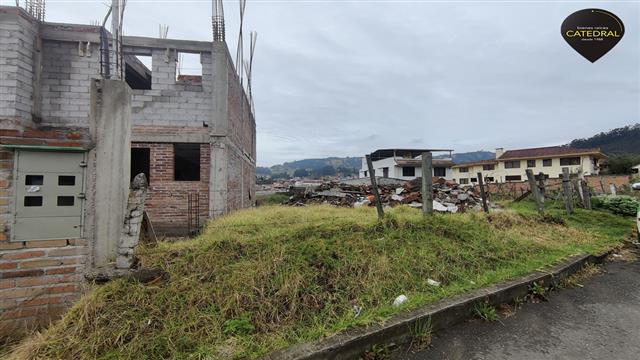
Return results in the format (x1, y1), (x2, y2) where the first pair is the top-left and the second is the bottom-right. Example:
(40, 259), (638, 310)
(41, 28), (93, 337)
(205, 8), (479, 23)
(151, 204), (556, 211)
(561, 9), (624, 62)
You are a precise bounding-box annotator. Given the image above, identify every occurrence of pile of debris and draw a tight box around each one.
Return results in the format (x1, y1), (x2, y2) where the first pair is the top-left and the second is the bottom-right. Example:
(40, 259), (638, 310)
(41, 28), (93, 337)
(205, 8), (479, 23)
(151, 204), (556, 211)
(284, 177), (492, 213)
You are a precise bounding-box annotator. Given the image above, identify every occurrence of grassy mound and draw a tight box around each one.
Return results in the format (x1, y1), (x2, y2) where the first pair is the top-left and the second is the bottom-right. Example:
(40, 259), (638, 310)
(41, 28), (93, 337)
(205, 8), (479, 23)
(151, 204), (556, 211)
(11, 204), (633, 359)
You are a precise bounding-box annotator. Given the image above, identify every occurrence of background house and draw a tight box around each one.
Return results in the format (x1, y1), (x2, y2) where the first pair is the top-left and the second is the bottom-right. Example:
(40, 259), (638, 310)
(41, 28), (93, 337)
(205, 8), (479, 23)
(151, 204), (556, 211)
(632, 163), (640, 175)
(451, 160), (498, 184)
(453, 146), (606, 184)
(359, 149), (454, 181)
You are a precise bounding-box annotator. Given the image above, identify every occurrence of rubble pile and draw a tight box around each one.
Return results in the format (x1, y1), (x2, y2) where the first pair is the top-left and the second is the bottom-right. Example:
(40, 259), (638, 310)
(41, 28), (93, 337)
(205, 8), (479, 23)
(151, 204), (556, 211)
(285, 177), (492, 213)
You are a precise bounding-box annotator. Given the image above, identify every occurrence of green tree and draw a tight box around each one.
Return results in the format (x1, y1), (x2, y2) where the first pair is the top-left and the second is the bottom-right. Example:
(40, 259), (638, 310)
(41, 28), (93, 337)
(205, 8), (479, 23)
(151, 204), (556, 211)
(320, 165), (336, 176)
(293, 168), (309, 177)
(604, 154), (640, 175)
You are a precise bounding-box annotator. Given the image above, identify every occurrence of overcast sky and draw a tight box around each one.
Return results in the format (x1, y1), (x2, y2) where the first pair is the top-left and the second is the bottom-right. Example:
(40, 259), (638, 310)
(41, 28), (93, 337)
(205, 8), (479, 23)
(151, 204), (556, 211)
(9, 0), (639, 166)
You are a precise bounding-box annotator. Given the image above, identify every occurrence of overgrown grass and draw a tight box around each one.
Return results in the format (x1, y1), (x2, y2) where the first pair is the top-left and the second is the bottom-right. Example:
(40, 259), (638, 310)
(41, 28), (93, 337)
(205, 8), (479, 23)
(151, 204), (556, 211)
(255, 193), (289, 206)
(9, 203), (634, 359)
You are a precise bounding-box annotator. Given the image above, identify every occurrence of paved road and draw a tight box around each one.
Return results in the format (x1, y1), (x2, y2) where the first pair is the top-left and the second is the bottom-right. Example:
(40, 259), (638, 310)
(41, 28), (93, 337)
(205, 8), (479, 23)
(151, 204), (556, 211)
(393, 258), (640, 360)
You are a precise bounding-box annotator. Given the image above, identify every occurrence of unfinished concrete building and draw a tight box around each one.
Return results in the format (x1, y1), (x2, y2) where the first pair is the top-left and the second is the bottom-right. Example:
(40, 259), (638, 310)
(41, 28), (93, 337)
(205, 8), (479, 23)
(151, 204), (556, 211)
(0, 4), (256, 335)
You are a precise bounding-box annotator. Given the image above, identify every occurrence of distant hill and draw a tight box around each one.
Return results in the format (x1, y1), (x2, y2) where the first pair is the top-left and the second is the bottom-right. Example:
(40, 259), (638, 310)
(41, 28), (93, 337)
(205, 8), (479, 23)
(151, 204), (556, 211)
(260, 152), (498, 179)
(261, 157), (362, 178)
(449, 151), (495, 164)
(276, 157), (362, 172)
(569, 124), (640, 155)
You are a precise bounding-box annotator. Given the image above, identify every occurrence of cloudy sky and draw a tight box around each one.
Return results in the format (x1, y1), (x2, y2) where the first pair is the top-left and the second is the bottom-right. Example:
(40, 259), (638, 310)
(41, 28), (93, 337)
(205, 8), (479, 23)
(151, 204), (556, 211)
(10, 0), (639, 166)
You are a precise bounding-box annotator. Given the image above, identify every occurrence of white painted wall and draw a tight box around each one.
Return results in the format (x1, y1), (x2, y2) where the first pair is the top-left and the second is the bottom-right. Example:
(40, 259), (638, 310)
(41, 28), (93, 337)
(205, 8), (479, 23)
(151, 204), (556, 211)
(359, 157), (453, 180)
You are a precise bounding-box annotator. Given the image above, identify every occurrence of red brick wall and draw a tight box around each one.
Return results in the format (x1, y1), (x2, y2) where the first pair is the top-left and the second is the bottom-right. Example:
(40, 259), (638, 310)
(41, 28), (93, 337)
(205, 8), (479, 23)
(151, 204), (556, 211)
(0, 238), (86, 336)
(132, 143), (210, 235)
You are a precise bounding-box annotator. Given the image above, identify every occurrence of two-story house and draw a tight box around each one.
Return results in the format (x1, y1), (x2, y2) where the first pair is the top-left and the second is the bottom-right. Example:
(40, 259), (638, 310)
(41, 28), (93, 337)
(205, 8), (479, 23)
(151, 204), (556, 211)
(452, 146), (606, 184)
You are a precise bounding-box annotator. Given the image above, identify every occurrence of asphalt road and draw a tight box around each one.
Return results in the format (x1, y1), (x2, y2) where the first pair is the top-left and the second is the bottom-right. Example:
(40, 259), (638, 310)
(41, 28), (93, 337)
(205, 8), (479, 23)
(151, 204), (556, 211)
(393, 257), (640, 360)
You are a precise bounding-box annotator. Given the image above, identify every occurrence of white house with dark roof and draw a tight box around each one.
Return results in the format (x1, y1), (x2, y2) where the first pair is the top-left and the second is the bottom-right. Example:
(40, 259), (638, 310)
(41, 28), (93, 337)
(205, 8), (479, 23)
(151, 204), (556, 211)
(359, 149), (454, 181)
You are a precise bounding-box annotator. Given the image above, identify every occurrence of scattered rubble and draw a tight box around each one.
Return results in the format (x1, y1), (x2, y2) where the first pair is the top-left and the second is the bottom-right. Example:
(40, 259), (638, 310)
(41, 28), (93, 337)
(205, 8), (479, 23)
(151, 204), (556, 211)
(283, 177), (498, 213)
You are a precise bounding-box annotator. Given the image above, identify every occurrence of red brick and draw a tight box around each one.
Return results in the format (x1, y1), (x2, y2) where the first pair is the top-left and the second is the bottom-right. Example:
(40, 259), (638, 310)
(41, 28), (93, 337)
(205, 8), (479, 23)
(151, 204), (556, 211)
(0, 287), (37, 299)
(0, 262), (18, 270)
(1, 307), (39, 320)
(2, 269), (44, 279)
(1, 284), (78, 300)
(2, 250), (45, 261)
(19, 259), (62, 269)
(23, 129), (61, 139)
(16, 276), (57, 287)
(0, 299), (17, 310)
(47, 284), (78, 294)
(65, 132), (83, 140)
(47, 247), (86, 257)
(0, 240), (23, 249)
(22, 296), (63, 307)
(59, 257), (84, 266)
(0, 129), (20, 137)
(45, 266), (77, 275)
(0, 279), (15, 289)
(25, 239), (68, 248)
(67, 238), (87, 246)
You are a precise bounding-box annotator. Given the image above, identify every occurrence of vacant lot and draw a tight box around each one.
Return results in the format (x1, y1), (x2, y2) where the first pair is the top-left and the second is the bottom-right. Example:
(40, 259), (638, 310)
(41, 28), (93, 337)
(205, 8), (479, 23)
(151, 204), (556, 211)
(9, 203), (634, 359)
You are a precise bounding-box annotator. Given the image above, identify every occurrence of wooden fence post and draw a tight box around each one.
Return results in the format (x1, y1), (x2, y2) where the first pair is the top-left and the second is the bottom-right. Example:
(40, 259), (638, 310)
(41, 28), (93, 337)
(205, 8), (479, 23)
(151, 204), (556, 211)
(525, 169), (544, 213)
(537, 172), (546, 202)
(581, 180), (592, 210)
(477, 172), (489, 213)
(562, 167), (573, 215)
(573, 179), (584, 205)
(421, 152), (433, 215)
(366, 154), (384, 220)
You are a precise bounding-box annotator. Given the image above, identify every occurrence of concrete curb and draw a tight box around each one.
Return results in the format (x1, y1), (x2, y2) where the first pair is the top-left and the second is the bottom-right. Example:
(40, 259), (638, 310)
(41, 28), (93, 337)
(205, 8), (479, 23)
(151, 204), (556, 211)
(264, 252), (610, 360)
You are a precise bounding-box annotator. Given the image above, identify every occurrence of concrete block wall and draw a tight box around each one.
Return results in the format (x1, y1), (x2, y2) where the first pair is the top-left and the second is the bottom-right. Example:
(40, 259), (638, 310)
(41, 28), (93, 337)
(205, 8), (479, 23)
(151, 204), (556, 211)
(132, 143), (210, 235)
(225, 59), (256, 211)
(131, 50), (212, 127)
(227, 65), (255, 160)
(0, 7), (38, 129)
(40, 40), (101, 127)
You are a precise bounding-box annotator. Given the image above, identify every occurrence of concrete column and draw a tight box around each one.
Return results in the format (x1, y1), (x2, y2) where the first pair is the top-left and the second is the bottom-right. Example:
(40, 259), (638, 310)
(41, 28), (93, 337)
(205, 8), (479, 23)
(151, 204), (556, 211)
(88, 79), (131, 267)
(208, 42), (230, 218)
(209, 43), (229, 134)
(209, 138), (228, 218)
